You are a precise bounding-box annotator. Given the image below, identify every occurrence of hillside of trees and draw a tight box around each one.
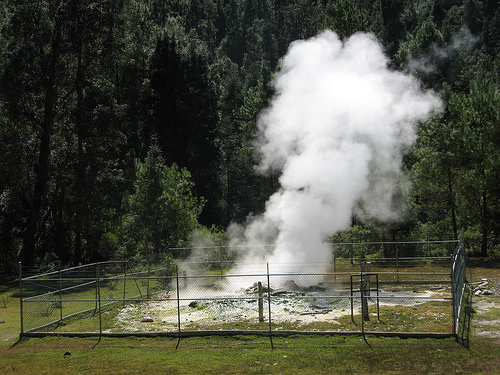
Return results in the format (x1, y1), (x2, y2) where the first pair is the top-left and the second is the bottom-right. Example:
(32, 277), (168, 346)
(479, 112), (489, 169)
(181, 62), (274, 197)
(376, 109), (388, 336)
(1, 0), (499, 273)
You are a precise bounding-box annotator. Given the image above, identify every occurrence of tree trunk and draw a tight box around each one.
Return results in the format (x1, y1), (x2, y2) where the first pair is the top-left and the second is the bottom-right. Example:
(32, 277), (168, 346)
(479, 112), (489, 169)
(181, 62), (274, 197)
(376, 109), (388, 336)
(74, 26), (84, 265)
(21, 122), (52, 266)
(21, 20), (62, 266)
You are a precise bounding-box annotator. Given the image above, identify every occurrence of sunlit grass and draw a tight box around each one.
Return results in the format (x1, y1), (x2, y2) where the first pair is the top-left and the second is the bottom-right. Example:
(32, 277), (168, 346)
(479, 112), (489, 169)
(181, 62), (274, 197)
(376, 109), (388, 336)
(2, 271), (500, 375)
(1, 334), (499, 375)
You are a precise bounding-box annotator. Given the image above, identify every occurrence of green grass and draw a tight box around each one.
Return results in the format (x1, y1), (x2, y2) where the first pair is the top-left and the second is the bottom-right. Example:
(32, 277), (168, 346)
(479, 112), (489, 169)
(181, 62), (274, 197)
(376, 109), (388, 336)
(19, 272), (172, 333)
(477, 306), (500, 321)
(2, 262), (500, 375)
(1, 334), (499, 374)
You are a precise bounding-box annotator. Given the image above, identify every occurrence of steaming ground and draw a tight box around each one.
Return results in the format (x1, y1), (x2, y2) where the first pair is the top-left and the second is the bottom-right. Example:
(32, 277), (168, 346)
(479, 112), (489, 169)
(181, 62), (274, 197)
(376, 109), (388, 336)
(226, 30), (442, 276)
(110, 285), (450, 333)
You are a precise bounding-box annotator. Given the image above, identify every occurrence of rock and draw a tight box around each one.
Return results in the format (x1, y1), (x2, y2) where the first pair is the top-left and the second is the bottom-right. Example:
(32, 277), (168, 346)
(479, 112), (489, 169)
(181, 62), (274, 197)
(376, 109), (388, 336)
(140, 317), (154, 323)
(246, 282), (273, 293)
(272, 290), (300, 297)
(283, 280), (301, 291)
(303, 285), (329, 293)
(481, 290), (493, 295)
(0, 319), (5, 324)
(189, 301), (198, 308)
(311, 299), (331, 310)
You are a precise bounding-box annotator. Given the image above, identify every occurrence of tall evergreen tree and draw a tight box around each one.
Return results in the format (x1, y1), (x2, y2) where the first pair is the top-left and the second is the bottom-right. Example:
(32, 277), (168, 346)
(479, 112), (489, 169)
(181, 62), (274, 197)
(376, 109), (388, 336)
(448, 75), (500, 256)
(1, 0), (66, 266)
(148, 20), (221, 225)
(125, 141), (204, 254)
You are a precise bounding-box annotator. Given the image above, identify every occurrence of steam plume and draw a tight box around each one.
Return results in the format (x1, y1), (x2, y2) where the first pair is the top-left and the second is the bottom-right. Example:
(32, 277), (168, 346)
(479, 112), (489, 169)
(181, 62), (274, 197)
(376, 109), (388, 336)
(229, 31), (442, 276)
(408, 27), (480, 75)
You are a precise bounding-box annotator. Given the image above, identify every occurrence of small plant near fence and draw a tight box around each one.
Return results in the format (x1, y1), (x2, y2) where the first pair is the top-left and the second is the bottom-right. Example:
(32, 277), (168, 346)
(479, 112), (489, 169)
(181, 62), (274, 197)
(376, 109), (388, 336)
(1, 294), (12, 308)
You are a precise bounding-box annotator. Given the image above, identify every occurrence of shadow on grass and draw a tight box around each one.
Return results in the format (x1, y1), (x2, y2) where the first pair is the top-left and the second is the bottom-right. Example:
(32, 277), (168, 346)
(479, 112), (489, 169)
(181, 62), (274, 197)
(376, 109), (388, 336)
(467, 257), (500, 269)
(9, 335), (30, 349)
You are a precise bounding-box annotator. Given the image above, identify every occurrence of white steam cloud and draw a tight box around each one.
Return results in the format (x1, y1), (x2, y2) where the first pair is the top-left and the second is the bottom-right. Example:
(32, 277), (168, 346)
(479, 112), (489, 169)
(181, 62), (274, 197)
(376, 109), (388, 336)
(408, 27), (480, 75)
(228, 31), (442, 276)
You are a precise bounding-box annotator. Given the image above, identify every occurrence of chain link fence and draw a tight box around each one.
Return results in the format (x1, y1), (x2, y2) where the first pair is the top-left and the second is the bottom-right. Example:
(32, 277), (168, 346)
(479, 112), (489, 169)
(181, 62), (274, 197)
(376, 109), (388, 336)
(20, 240), (470, 341)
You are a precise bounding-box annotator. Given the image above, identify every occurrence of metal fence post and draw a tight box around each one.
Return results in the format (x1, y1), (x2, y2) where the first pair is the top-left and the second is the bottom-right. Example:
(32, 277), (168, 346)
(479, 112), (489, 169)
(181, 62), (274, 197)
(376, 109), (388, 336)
(451, 251), (456, 336)
(361, 283), (365, 334)
(396, 240), (400, 283)
(451, 243), (466, 337)
(122, 261), (127, 307)
(333, 246), (337, 282)
(266, 263), (274, 349)
(95, 263), (99, 313)
(175, 265), (181, 350)
(147, 262), (151, 299)
(19, 262), (24, 335)
(350, 275), (354, 323)
(219, 246), (223, 276)
(258, 281), (264, 322)
(97, 264), (102, 335)
(59, 260), (63, 323)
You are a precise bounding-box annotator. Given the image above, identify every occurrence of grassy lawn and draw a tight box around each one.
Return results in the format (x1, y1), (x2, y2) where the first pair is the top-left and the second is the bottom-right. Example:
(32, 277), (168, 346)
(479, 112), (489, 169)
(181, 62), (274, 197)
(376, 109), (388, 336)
(1, 260), (500, 375)
(1, 333), (499, 374)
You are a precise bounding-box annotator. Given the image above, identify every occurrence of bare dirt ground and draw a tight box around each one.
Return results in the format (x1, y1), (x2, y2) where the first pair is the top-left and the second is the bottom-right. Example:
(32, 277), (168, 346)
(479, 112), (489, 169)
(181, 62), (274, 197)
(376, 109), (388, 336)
(468, 260), (500, 339)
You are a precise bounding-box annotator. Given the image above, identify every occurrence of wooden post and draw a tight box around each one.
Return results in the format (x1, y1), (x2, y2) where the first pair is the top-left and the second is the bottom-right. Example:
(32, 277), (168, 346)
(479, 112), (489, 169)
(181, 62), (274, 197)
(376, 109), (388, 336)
(361, 261), (370, 321)
(258, 281), (264, 322)
(183, 270), (188, 289)
(362, 261), (371, 296)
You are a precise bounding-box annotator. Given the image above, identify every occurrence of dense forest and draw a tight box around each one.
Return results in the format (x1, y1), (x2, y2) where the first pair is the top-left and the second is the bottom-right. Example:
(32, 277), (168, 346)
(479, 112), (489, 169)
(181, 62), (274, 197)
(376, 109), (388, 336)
(1, 0), (500, 273)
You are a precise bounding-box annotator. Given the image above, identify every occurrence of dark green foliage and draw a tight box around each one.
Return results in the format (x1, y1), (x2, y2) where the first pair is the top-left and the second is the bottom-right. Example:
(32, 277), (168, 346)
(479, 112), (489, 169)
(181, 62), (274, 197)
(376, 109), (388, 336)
(322, 0), (371, 40)
(147, 20), (220, 225)
(123, 141), (204, 255)
(1, 0), (500, 271)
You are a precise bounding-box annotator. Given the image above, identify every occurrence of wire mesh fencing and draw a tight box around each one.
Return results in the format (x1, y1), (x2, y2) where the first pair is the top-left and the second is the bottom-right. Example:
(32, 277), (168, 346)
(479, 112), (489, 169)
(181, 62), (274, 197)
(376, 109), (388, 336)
(20, 240), (469, 339)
